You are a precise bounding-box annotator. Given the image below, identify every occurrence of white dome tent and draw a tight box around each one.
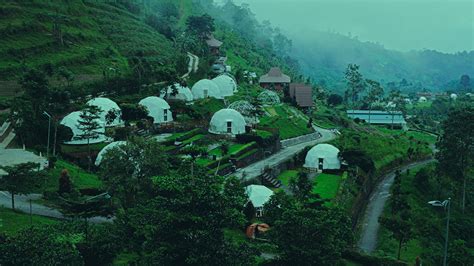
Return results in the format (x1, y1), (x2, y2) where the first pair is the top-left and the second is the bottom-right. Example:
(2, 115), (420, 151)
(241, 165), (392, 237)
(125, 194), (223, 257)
(191, 79), (222, 99)
(245, 185), (274, 217)
(450, 93), (458, 100)
(161, 83), (193, 102)
(228, 100), (258, 124)
(209, 108), (246, 135)
(258, 90), (281, 106)
(86, 97), (123, 127)
(304, 144), (341, 171)
(60, 111), (106, 145)
(95, 141), (126, 166)
(212, 74), (237, 97)
(139, 96), (173, 124)
(418, 96), (427, 103)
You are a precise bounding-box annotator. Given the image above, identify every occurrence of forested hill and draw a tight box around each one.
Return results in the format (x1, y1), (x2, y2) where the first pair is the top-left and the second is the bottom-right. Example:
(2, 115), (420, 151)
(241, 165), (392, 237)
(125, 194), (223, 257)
(291, 31), (474, 93)
(0, 0), (188, 83)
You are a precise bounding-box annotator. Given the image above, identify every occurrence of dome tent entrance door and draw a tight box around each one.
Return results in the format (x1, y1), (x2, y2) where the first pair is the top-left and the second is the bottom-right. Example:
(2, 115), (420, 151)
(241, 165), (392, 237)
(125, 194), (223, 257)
(318, 158), (324, 170)
(226, 120), (232, 133)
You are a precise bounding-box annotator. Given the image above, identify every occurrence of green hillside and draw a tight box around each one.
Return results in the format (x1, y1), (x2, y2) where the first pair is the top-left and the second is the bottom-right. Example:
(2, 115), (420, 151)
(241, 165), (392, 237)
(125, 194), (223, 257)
(0, 0), (186, 93)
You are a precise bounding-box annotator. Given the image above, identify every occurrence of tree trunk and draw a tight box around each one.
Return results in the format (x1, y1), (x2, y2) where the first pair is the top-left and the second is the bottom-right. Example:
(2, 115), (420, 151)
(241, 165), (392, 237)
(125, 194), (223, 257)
(462, 174), (466, 213)
(53, 121), (58, 156)
(87, 138), (91, 172)
(11, 192), (15, 210)
(397, 238), (403, 260)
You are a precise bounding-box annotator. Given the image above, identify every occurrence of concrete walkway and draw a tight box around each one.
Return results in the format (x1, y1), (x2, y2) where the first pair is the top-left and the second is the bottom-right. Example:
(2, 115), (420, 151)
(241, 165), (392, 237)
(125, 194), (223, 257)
(181, 52), (199, 79)
(234, 127), (336, 181)
(0, 191), (113, 223)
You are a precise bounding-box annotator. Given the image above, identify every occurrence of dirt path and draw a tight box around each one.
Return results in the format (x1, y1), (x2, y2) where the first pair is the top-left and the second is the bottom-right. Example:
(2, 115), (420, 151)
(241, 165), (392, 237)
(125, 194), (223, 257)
(357, 158), (435, 254)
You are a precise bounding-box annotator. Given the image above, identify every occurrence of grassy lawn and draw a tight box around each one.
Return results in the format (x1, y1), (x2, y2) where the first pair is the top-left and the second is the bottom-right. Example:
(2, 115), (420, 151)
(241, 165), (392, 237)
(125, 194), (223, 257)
(181, 134), (204, 145)
(277, 170), (299, 187)
(260, 105), (313, 139)
(43, 160), (103, 192)
(0, 207), (58, 235)
(375, 127), (437, 145)
(312, 173), (342, 200)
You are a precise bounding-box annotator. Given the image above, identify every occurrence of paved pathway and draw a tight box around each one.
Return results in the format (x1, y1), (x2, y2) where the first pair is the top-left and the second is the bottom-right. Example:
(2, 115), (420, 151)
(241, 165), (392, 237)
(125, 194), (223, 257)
(234, 127), (336, 181)
(181, 52), (199, 79)
(357, 159), (435, 254)
(0, 191), (113, 223)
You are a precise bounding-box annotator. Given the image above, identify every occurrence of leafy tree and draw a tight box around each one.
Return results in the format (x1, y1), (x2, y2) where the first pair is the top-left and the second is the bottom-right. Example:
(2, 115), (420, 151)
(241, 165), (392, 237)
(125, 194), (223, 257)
(436, 107), (474, 212)
(379, 210), (413, 260)
(58, 169), (72, 195)
(270, 207), (353, 265)
(115, 173), (256, 265)
(120, 103), (149, 125)
(262, 191), (296, 225)
(186, 14), (215, 39)
(327, 93), (343, 106)
(222, 176), (247, 227)
(243, 201), (256, 221)
(460, 74), (471, 91)
(289, 172), (313, 202)
(0, 224), (84, 265)
(99, 137), (170, 209)
(449, 239), (474, 265)
(0, 163), (40, 210)
(181, 145), (208, 177)
(77, 104), (103, 171)
(344, 64), (366, 106)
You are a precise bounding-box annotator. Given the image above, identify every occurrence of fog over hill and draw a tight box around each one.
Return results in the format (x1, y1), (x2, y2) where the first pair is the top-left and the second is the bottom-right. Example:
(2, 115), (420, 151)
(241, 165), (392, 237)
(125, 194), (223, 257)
(231, 0), (474, 92)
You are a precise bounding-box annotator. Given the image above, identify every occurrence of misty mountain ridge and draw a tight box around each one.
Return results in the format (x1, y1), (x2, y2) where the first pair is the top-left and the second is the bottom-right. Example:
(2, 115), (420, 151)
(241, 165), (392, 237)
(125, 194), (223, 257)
(290, 30), (474, 93)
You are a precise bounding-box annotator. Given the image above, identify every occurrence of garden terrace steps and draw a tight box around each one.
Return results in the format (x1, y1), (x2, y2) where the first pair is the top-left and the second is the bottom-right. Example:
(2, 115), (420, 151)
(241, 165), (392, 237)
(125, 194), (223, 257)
(262, 171), (282, 188)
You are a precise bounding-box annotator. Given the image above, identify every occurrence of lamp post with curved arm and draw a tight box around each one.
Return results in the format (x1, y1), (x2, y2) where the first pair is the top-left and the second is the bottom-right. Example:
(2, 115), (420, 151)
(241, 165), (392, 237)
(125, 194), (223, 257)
(428, 198), (451, 266)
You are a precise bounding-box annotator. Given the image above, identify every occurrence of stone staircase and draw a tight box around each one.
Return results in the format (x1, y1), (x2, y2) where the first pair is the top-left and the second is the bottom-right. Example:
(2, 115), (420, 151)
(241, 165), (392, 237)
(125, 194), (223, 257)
(262, 171), (282, 188)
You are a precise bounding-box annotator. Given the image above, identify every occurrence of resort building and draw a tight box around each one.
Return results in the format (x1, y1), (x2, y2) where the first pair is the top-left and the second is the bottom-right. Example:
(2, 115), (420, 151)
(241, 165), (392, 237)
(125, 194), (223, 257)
(259, 67), (291, 91)
(346, 110), (407, 126)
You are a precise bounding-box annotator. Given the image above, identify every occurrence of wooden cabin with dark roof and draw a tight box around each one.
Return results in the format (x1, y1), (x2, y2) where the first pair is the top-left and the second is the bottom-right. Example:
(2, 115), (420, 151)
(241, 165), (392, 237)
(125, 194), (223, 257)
(290, 83), (314, 107)
(259, 67), (291, 91)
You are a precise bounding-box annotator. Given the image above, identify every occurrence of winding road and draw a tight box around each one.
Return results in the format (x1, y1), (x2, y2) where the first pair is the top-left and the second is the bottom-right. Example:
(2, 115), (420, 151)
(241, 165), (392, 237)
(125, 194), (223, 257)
(234, 126), (336, 181)
(357, 158), (435, 254)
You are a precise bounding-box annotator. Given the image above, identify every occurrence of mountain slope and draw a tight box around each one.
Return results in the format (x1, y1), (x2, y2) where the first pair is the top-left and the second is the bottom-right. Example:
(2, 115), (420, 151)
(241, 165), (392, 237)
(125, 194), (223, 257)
(0, 1), (184, 81)
(291, 31), (474, 92)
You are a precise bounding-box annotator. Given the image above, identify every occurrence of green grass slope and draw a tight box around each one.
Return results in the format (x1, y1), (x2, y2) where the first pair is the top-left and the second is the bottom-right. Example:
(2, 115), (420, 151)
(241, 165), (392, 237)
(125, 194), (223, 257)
(0, 1), (182, 82)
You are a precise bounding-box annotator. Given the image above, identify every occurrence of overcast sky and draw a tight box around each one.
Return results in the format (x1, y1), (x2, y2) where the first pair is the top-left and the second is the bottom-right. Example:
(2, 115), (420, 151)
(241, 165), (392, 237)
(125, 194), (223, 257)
(231, 0), (474, 53)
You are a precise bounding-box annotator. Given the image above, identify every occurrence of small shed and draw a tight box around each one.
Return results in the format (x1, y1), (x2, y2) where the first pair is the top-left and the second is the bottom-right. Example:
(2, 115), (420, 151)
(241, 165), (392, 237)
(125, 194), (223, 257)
(206, 35), (223, 55)
(209, 108), (246, 135)
(95, 141), (126, 166)
(245, 185), (274, 217)
(139, 96), (173, 124)
(304, 144), (341, 171)
(86, 97), (123, 127)
(192, 79), (222, 99)
(60, 111), (106, 145)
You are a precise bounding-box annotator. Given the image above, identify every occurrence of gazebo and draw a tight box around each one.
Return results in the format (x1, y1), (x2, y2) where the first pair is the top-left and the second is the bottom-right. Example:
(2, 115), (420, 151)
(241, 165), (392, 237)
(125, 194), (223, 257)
(228, 100), (258, 124)
(139, 96), (173, 124)
(209, 108), (246, 135)
(191, 79), (222, 99)
(304, 144), (341, 171)
(86, 97), (123, 127)
(60, 111), (106, 145)
(212, 74), (237, 97)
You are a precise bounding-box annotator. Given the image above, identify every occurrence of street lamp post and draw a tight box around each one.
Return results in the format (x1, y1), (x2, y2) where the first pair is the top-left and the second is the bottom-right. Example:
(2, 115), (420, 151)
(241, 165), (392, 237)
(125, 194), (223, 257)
(428, 198), (451, 266)
(43, 111), (51, 159)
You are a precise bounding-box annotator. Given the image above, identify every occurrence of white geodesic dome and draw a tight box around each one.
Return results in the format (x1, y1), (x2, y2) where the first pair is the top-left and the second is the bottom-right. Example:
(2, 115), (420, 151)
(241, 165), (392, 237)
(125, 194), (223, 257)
(450, 93), (458, 100)
(212, 74), (237, 97)
(192, 79), (222, 99)
(139, 96), (173, 124)
(161, 83), (193, 102)
(258, 90), (281, 106)
(418, 96), (427, 103)
(245, 185), (274, 208)
(304, 144), (341, 170)
(209, 108), (246, 135)
(95, 141), (126, 166)
(228, 100), (258, 124)
(86, 97), (123, 127)
(60, 111), (106, 145)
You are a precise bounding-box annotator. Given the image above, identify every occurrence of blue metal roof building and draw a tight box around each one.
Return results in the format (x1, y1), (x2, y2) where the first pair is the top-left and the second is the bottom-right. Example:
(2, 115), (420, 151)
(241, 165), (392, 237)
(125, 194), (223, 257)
(346, 110), (407, 126)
